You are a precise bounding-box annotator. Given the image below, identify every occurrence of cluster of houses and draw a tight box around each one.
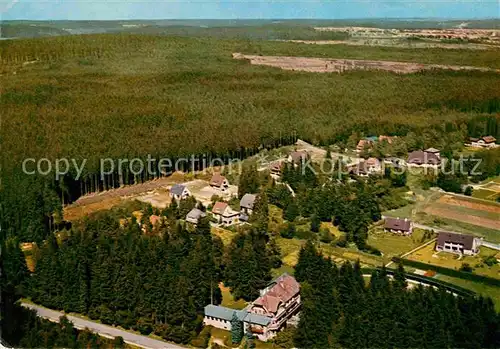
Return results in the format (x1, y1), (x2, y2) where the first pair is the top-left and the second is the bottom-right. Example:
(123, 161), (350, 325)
(169, 172), (258, 227)
(383, 216), (481, 256)
(204, 273), (301, 342)
(467, 136), (498, 149)
(356, 135), (397, 153)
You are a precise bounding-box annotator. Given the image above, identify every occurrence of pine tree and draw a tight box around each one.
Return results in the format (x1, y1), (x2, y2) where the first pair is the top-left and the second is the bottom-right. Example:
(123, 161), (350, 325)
(231, 312), (244, 344)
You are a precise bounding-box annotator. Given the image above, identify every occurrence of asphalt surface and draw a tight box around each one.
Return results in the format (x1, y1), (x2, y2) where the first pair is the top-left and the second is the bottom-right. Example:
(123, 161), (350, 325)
(21, 303), (184, 349)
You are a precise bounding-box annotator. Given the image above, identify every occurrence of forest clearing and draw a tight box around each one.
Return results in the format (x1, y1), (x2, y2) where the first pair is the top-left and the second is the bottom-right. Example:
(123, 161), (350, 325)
(233, 53), (500, 74)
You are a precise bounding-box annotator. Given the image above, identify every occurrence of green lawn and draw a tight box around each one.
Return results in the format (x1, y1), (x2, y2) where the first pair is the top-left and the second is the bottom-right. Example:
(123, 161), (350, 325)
(367, 228), (432, 262)
(473, 188), (499, 201)
(219, 283), (247, 310)
(407, 244), (500, 279)
(434, 274), (500, 311)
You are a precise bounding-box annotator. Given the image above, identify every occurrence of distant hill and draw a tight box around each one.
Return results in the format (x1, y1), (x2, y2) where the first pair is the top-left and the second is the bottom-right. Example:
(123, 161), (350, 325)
(1, 19), (498, 39)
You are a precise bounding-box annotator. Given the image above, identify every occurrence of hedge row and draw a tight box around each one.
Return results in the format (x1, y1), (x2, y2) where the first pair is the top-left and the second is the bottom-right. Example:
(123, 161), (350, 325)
(392, 257), (500, 288)
(362, 267), (476, 297)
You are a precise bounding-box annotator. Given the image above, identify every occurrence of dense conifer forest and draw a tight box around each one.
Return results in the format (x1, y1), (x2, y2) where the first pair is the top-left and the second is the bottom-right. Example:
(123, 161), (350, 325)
(1, 34), (499, 245)
(293, 241), (500, 348)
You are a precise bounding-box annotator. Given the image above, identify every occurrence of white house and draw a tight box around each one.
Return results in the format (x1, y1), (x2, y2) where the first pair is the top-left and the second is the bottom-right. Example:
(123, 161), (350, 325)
(210, 173), (229, 192)
(169, 184), (191, 201)
(469, 136), (498, 149)
(239, 193), (257, 221)
(186, 208), (207, 225)
(435, 231), (481, 256)
(384, 217), (412, 235)
(211, 202), (239, 226)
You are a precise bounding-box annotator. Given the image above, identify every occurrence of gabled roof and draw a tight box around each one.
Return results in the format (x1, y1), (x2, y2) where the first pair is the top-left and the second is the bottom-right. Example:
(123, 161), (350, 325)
(212, 202), (228, 215)
(425, 147), (440, 154)
(384, 217), (411, 232)
(482, 136), (497, 143)
(186, 208), (206, 220)
(289, 151), (308, 163)
(210, 173), (227, 187)
(240, 193), (257, 209)
(437, 231), (475, 250)
(356, 139), (373, 150)
(204, 305), (246, 322)
(253, 274), (300, 314)
(170, 184), (186, 196)
(407, 150), (440, 165)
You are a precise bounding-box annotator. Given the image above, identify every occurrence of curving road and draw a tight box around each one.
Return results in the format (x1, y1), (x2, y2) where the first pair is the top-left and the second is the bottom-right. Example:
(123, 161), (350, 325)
(21, 303), (184, 349)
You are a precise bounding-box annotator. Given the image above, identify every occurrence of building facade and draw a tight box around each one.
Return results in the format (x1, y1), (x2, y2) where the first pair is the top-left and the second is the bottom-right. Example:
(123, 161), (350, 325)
(203, 273), (301, 342)
(435, 231), (481, 256)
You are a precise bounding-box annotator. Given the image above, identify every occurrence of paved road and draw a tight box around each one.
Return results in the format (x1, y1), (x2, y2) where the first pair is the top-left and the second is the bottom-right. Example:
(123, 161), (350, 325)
(22, 303), (183, 349)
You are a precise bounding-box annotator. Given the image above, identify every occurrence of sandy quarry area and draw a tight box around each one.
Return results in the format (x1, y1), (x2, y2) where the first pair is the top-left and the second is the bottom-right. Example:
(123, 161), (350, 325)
(233, 53), (500, 74)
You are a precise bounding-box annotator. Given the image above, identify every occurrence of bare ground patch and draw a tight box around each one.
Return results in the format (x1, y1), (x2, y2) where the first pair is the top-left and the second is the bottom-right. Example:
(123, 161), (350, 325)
(423, 206), (500, 230)
(233, 53), (500, 74)
(437, 195), (500, 214)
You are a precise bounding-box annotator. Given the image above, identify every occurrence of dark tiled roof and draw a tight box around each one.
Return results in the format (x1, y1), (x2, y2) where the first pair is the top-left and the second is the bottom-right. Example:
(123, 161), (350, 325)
(407, 150), (440, 165)
(437, 231), (475, 250)
(384, 217), (411, 232)
(170, 184), (186, 196)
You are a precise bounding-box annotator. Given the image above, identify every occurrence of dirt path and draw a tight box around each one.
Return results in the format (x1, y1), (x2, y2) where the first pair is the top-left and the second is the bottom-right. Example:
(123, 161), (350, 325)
(64, 173), (187, 221)
(233, 53), (500, 74)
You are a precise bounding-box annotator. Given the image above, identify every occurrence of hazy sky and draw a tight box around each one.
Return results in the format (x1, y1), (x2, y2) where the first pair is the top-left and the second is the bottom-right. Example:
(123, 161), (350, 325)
(1, 0), (499, 20)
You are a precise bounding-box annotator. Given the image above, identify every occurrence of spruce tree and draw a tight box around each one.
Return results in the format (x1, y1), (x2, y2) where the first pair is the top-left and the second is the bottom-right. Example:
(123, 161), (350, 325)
(230, 312), (243, 344)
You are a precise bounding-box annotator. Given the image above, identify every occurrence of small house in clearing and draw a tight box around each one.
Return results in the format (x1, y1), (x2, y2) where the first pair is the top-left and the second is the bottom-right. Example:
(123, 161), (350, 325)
(210, 173), (229, 192)
(170, 184), (191, 201)
(384, 217), (412, 235)
(211, 202), (239, 226)
(186, 208), (207, 225)
(239, 193), (257, 222)
(270, 161), (284, 178)
(287, 150), (309, 165)
(435, 231), (481, 256)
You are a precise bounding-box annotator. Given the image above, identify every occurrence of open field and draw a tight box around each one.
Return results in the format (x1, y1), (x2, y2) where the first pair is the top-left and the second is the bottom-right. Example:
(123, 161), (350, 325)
(407, 244), (500, 279)
(423, 194), (500, 230)
(233, 53), (500, 74)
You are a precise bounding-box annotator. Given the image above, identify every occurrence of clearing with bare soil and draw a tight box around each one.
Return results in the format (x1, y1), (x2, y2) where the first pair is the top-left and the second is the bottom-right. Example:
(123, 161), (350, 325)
(233, 53), (500, 74)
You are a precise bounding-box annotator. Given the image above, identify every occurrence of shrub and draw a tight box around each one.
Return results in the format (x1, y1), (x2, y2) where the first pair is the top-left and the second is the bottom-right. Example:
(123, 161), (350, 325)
(459, 263), (473, 272)
(319, 227), (333, 243)
(280, 223), (296, 239)
(191, 325), (212, 348)
(483, 256), (498, 267)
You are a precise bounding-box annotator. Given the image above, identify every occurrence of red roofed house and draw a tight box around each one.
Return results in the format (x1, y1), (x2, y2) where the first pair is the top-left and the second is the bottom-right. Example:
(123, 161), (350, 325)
(211, 201), (239, 226)
(246, 273), (301, 341)
(379, 135), (396, 144)
(470, 136), (498, 149)
(210, 173), (229, 192)
(356, 139), (374, 153)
